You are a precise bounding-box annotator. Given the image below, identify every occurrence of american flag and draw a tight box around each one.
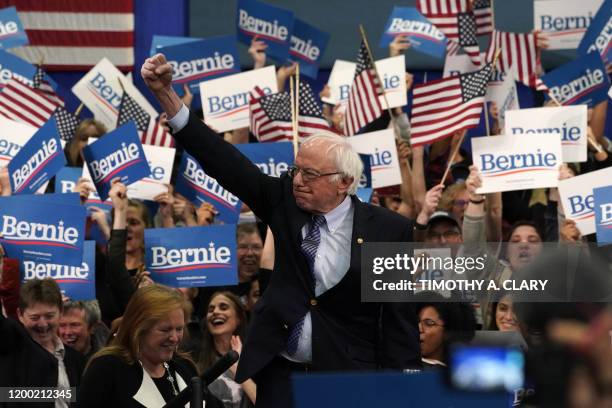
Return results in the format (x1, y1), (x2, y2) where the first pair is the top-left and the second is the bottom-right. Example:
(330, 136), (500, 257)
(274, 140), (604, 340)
(410, 63), (492, 146)
(0, 78), (61, 128)
(343, 40), (383, 136)
(32, 65), (64, 106)
(486, 30), (540, 89)
(53, 106), (79, 141)
(0, 0), (134, 71)
(141, 116), (174, 148)
(250, 82), (332, 143)
(117, 91), (174, 147)
(417, 0), (492, 37)
(455, 12), (481, 66)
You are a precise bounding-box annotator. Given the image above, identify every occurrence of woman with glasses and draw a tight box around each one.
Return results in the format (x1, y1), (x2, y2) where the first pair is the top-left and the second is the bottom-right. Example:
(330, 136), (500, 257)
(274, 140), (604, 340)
(415, 292), (477, 369)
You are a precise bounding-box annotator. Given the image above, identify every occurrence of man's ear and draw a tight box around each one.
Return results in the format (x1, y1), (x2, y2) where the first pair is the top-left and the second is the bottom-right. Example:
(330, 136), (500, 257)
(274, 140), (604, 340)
(337, 176), (353, 194)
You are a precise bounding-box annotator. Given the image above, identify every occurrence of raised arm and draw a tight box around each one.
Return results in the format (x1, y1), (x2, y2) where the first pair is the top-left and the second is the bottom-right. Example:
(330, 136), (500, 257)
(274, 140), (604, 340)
(141, 54), (282, 223)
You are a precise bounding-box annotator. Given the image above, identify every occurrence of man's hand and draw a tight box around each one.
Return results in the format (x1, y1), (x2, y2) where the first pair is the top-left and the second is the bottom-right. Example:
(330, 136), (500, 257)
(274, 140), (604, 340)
(248, 36), (267, 69)
(466, 165), (484, 200)
(389, 34), (411, 57)
(181, 84), (193, 108)
(0, 167), (10, 196)
(559, 219), (581, 243)
(108, 180), (128, 213)
(416, 184), (444, 225)
(141, 54), (173, 93)
(73, 177), (94, 204)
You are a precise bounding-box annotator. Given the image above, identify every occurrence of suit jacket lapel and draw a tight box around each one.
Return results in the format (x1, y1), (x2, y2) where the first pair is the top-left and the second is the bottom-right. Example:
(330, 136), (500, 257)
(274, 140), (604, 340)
(350, 196), (373, 271)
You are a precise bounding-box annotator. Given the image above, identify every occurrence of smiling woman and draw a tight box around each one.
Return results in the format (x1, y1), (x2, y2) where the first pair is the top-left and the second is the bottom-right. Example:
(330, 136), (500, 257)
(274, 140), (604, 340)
(190, 291), (256, 407)
(78, 285), (223, 408)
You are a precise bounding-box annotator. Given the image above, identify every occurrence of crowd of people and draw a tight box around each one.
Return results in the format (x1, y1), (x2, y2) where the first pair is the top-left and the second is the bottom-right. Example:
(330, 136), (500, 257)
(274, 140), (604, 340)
(0, 31), (611, 408)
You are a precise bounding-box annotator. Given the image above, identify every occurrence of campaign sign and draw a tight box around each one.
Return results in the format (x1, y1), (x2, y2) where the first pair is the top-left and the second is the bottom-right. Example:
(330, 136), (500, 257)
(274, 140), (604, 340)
(322, 56), (407, 108)
(72, 58), (157, 131)
(0, 49), (56, 90)
(8, 118), (65, 195)
(594, 185), (612, 244)
(358, 153), (372, 188)
(174, 152), (241, 224)
(200, 65), (277, 133)
(0, 7), (28, 49)
(558, 166), (612, 235)
(164, 35), (241, 97)
(534, 0), (603, 50)
(0, 195), (86, 266)
(356, 187), (373, 203)
(578, 0), (612, 65)
(471, 133), (562, 194)
(504, 105), (588, 163)
(21, 240), (96, 301)
(540, 52), (610, 107)
(146, 225), (237, 288)
(149, 35), (201, 56)
(235, 141), (293, 177)
(236, 0), (294, 62)
(348, 129), (402, 189)
(379, 6), (446, 59)
(55, 166), (113, 212)
(127, 144), (176, 201)
(289, 19), (329, 79)
(488, 69), (519, 130)
(443, 52), (485, 77)
(82, 122), (151, 201)
(0, 116), (36, 168)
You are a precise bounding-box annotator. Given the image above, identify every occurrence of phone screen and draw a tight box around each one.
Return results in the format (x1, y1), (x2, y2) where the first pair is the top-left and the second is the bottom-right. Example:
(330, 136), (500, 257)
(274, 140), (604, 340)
(449, 346), (524, 392)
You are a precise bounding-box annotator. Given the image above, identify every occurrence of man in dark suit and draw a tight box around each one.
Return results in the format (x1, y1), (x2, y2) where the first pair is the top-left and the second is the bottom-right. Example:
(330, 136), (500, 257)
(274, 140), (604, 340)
(142, 54), (420, 407)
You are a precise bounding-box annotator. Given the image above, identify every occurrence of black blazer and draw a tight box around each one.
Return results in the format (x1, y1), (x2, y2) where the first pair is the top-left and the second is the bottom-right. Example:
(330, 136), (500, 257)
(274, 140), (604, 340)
(173, 113), (420, 382)
(78, 354), (223, 408)
(0, 312), (85, 408)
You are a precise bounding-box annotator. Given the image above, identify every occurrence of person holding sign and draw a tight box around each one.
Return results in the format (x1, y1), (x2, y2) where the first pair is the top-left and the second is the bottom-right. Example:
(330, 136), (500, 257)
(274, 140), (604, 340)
(142, 54), (420, 408)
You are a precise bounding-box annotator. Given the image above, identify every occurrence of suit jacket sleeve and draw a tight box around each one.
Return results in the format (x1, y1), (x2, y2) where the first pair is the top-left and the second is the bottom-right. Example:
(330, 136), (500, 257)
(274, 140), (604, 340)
(380, 222), (421, 369)
(173, 112), (282, 225)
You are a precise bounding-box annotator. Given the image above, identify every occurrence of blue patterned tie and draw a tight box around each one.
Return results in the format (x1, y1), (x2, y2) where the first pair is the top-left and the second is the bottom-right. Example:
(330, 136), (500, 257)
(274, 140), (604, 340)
(286, 215), (326, 356)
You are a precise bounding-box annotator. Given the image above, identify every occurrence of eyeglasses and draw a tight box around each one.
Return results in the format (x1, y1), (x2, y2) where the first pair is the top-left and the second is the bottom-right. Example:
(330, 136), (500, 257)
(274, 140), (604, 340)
(426, 230), (461, 241)
(419, 318), (444, 328)
(287, 165), (341, 182)
(237, 244), (263, 252)
(453, 199), (469, 208)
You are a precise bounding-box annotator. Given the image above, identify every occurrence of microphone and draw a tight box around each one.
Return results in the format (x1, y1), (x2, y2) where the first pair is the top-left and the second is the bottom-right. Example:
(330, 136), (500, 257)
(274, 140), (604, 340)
(190, 377), (203, 408)
(163, 351), (239, 408)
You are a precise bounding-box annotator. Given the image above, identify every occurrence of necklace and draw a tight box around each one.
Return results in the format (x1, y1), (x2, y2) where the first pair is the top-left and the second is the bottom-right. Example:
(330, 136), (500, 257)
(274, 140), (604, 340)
(163, 362), (179, 396)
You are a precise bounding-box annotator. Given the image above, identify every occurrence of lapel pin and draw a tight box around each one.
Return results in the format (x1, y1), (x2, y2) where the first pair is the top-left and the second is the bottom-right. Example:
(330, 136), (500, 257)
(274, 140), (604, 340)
(357, 238), (364, 244)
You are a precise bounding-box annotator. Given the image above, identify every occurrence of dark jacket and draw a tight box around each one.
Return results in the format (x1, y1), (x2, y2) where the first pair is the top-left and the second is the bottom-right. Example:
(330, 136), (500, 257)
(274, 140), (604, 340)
(173, 112), (421, 383)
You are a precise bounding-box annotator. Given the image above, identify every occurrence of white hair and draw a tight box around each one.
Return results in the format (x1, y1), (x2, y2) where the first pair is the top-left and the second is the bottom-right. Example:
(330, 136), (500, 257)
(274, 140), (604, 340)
(301, 133), (363, 195)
